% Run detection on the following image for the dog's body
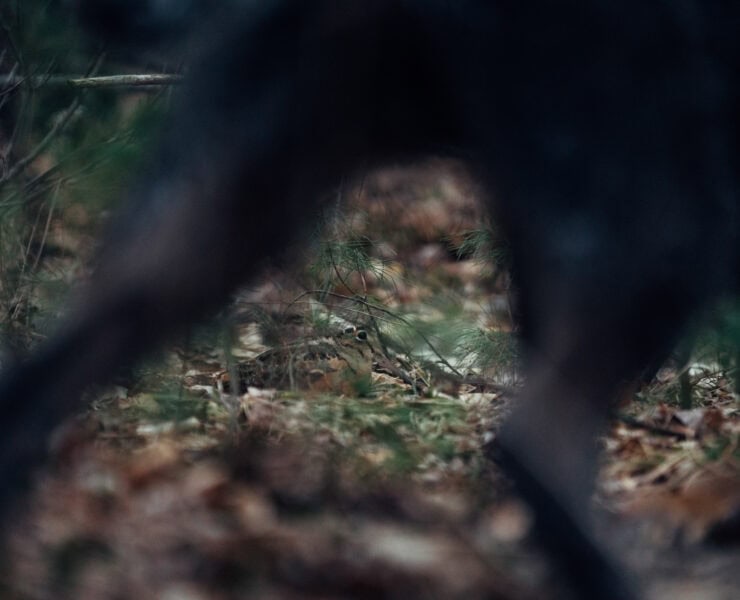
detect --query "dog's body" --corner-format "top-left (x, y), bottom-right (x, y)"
top-left (2, 1), bottom-right (739, 598)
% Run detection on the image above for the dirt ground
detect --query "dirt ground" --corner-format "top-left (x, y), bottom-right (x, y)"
top-left (2, 163), bottom-right (739, 599)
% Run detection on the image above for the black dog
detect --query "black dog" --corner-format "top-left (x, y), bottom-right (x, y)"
top-left (1, 2), bottom-right (738, 598)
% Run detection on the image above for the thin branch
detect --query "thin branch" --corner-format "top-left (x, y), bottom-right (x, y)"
top-left (0, 61), bottom-right (20, 99)
top-left (9, 181), bottom-right (60, 322)
top-left (69, 74), bottom-right (183, 88)
top-left (0, 73), bottom-right (183, 89)
top-left (31, 180), bottom-right (59, 272)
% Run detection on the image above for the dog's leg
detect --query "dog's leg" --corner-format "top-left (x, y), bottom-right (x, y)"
top-left (476, 4), bottom-right (737, 595)
top-left (492, 266), bottom-right (704, 600)
top-left (0, 0), bottom-right (459, 513)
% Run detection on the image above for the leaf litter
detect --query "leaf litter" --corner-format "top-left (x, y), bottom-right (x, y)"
top-left (3, 162), bottom-right (739, 600)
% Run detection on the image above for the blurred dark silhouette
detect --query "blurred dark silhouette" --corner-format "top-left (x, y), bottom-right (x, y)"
top-left (2, 1), bottom-right (738, 598)
top-left (71, 0), bottom-right (210, 42)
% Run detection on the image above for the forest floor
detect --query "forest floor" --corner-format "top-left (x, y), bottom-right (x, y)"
top-left (2, 162), bottom-right (739, 600)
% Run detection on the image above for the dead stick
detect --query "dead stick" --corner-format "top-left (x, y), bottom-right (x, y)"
top-left (0, 74), bottom-right (182, 88)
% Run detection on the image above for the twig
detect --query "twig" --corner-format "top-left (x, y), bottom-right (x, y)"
top-left (0, 73), bottom-right (183, 88)
top-left (9, 181), bottom-right (60, 322)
